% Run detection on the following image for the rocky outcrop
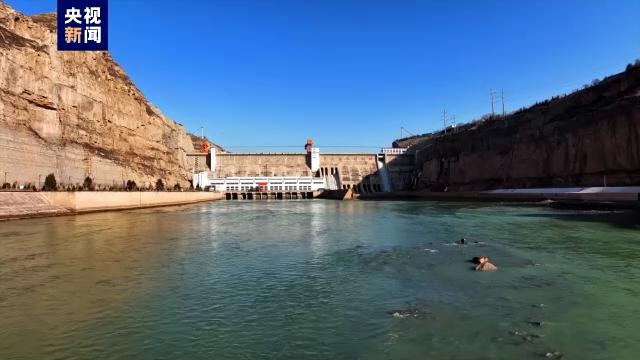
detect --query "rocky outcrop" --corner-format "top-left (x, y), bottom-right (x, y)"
top-left (188, 134), bottom-right (225, 153)
top-left (0, 3), bottom-right (198, 189)
top-left (394, 64), bottom-right (640, 191)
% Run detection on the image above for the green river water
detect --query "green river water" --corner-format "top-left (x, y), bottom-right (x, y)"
top-left (0, 200), bottom-right (639, 359)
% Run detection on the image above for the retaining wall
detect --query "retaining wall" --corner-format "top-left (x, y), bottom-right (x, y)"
top-left (42, 191), bottom-right (224, 212)
top-left (0, 192), bottom-right (70, 219)
top-left (0, 191), bottom-right (223, 220)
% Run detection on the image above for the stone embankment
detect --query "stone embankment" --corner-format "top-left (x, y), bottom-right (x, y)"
top-left (0, 191), bottom-right (223, 221)
top-left (0, 192), bottom-right (69, 219)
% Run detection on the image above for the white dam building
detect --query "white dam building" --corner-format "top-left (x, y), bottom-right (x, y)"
top-left (193, 174), bottom-right (326, 192)
top-left (193, 147), bottom-right (327, 192)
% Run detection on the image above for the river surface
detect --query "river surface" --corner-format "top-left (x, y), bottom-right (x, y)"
top-left (1, 200), bottom-right (639, 359)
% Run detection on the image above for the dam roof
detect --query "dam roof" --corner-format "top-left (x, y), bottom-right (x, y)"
top-left (187, 151), bottom-right (413, 156)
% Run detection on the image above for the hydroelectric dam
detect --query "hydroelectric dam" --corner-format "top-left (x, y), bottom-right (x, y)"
top-left (186, 139), bottom-right (417, 200)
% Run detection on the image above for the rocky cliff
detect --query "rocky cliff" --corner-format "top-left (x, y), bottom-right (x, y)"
top-left (188, 134), bottom-right (225, 153)
top-left (393, 64), bottom-right (640, 191)
top-left (0, 3), bottom-right (202, 189)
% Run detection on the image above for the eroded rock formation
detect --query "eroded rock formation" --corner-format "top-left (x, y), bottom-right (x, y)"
top-left (0, 3), bottom-right (216, 189)
top-left (394, 65), bottom-right (640, 191)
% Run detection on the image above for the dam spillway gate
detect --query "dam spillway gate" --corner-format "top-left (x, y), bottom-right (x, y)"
top-left (224, 191), bottom-right (317, 200)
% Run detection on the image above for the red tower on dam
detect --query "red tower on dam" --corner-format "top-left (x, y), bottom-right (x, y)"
top-left (201, 141), bottom-right (210, 153)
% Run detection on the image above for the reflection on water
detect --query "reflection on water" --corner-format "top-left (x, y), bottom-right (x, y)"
top-left (0, 200), bottom-right (639, 359)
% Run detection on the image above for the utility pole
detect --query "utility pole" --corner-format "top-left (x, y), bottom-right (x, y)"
top-left (490, 88), bottom-right (495, 115)
top-left (451, 116), bottom-right (457, 132)
top-left (501, 89), bottom-right (505, 116)
top-left (442, 110), bottom-right (447, 134)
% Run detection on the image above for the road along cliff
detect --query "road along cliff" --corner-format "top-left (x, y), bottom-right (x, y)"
top-left (393, 64), bottom-right (640, 192)
top-left (0, 3), bottom-right (210, 189)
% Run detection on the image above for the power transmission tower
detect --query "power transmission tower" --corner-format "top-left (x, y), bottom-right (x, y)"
top-left (490, 88), bottom-right (495, 115)
top-left (501, 89), bottom-right (505, 116)
top-left (442, 110), bottom-right (447, 134)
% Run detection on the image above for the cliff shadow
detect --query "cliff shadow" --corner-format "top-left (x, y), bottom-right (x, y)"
top-left (515, 209), bottom-right (640, 231)
top-left (344, 152), bottom-right (421, 200)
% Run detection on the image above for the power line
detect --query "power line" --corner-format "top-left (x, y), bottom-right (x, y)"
top-left (490, 88), bottom-right (495, 115)
top-left (442, 110), bottom-right (447, 134)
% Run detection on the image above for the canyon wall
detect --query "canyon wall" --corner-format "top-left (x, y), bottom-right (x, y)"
top-left (393, 65), bottom-right (640, 191)
top-left (0, 3), bottom-right (200, 189)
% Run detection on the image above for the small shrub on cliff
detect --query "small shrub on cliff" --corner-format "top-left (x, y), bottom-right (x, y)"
top-left (11, 181), bottom-right (17, 189)
top-left (31, 184), bottom-right (37, 191)
top-left (2, 183), bottom-right (10, 189)
top-left (83, 176), bottom-right (94, 190)
top-left (173, 183), bottom-right (182, 191)
top-left (591, 78), bottom-right (601, 86)
top-left (626, 60), bottom-right (640, 72)
top-left (44, 173), bottom-right (57, 191)
top-left (155, 179), bottom-right (165, 191)
top-left (126, 180), bottom-right (138, 191)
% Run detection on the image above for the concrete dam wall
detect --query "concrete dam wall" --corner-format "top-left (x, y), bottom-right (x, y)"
top-left (187, 151), bottom-right (418, 193)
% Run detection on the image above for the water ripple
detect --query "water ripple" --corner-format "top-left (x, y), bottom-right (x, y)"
top-left (0, 201), bottom-right (639, 359)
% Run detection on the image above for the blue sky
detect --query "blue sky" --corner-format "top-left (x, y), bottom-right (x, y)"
top-left (7, 0), bottom-right (640, 152)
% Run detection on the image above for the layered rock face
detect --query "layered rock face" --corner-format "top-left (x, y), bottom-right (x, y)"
top-left (0, 3), bottom-right (202, 189)
top-left (394, 66), bottom-right (640, 191)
